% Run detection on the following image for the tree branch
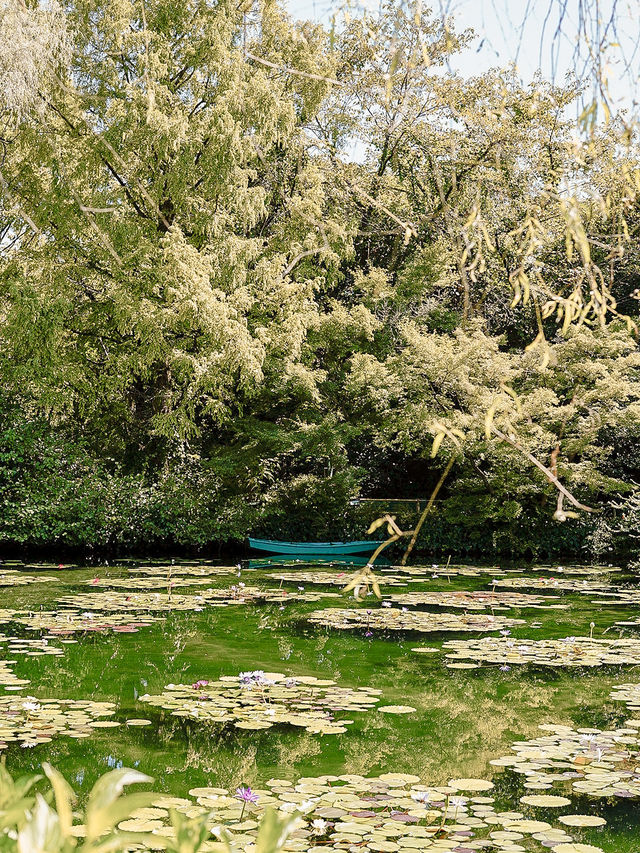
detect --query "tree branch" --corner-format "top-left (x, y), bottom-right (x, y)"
top-left (491, 426), bottom-right (596, 513)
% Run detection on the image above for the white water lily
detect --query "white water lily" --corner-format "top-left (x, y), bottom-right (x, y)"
top-left (311, 818), bottom-right (327, 833)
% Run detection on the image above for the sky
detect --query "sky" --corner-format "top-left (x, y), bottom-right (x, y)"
top-left (286, 0), bottom-right (640, 117)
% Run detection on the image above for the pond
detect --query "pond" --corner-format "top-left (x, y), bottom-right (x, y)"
top-left (0, 556), bottom-right (638, 852)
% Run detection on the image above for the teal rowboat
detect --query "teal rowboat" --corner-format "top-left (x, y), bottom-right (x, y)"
top-left (248, 538), bottom-right (384, 556)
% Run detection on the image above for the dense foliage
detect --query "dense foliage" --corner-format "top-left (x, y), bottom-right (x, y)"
top-left (0, 0), bottom-right (638, 558)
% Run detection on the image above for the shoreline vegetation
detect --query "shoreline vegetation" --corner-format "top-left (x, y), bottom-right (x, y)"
top-left (0, 0), bottom-right (638, 569)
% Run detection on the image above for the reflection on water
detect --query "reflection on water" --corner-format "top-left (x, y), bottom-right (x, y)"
top-left (0, 557), bottom-right (637, 850)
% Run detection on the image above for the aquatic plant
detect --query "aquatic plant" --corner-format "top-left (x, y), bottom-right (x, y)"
top-left (386, 590), bottom-right (569, 610)
top-left (140, 671), bottom-right (381, 735)
top-left (431, 636), bottom-right (640, 668)
top-left (307, 607), bottom-right (525, 634)
top-left (492, 722), bottom-right (640, 802)
top-left (0, 694), bottom-right (118, 750)
top-left (14, 610), bottom-right (163, 636)
top-left (491, 578), bottom-right (613, 593)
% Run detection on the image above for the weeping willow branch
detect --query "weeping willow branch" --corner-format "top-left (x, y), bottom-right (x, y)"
top-left (490, 425), bottom-right (596, 513)
top-left (401, 453), bottom-right (457, 565)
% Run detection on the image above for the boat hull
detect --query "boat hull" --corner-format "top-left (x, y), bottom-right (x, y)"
top-left (248, 538), bottom-right (384, 556)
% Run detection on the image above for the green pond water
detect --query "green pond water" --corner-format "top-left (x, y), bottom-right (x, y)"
top-left (1, 557), bottom-right (639, 851)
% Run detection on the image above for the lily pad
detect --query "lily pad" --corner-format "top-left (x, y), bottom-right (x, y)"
top-left (137, 770), bottom-right (587, 853)
top-left (520, 795), bottom-right (571, 807)
top-left (268, 571), bottom-right (410, 588)
top-left (449, 778), bottom-right (494, 791)
top-left (0, 694), bottom-right (118, 749)
top-left (494, 722), bottom-right (640, 801)
top-left (14, 610), bottom-right (163, 635)
top-left (491, 578), bottom-right (613, 594)
top-left (0, 572), bottom-right (57, 587)
top-left (377, 706), bottom-right (416, 714)
top-left (387, 591), bottom-right (568, 611)
top-left (307, 608), bottom-right (525, 635)
top-left (557, 815), bottom-right (607, 827)
top-left (140, 671), bottom-right (381, 735)
top-left (437, 636), bottom-right (640, 668)
top-left (58, 587), bottom-right (341, 613)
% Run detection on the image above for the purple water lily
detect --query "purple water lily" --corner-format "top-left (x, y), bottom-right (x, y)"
top-left (236, 786), bottom-right (259, 803)
top-left (236, 786), bottom-right (259, 819)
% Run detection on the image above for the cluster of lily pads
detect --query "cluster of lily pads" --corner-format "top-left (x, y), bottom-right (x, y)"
top-left (0, 571), bottom-right (56, 587)
top-left (0, 558), bottom-right (630, 852)
top-left (85, 576), bottom-right (219, 590)
top-left (268, 570), bottom-right (411, 587)
top-left (491, 721), bottom-right (640, 803)
top-left (57, 591), bottom-right (211, 612)
top-left (609, 681), bottom-right (640, 713)
top-left (385, 590), bottom-right (568, 611)
top-left (491, 578), bottom-right (613, 593)
top-left (307, 607), bottom-right (525, 634)
top-left (0, 695), bottom-right (118, 749)
top-left (423, 636), bottom-right (640, 669)
top-left (591, 590), bottom-right (640, 606)
top-left (140, 671), bottom-right (386, 735)
top-left (14, 609), bottom-right (163, 635)
top-left (58, 587), bottom-right (341, 614)
top-left (129, 565), bottom-right (240, 577)
top-left (382, 564), bottom-right (512, 579)
top-left (0, 659), bottom-right (30, 690)
top-left (112, 773), bottom-right (609, 853)
top-left (534, 565), bottom-right (620, 576)
top-left (2, 635), bottom-right (66, 656)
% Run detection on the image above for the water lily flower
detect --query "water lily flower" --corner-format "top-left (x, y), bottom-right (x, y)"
top-left (236, 786), bottom-right (259, 819)
top-left (22, 701), bottom-right (40, 712)
top-left (382, 601), bottom-right (392, 608)
top-left (499, 629), bottom-right (511, 636)
top-left (239, 670), bottom-right (267, 688)
top-left (311, 818), bottom-right (327, 834)
top-left (191, 680), bottom-right (209, 690)
top-left (365, 630), bottom-right (373, 637)
top-left (499, 665), bottom-right (511, 672)
top-left (235, 787), bottom-right (259, 803)
top-left (411, 790), bottom-right (432, 804)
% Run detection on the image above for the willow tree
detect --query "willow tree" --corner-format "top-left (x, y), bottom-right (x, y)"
top-left (0, 0), bottom-right (348, 459)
